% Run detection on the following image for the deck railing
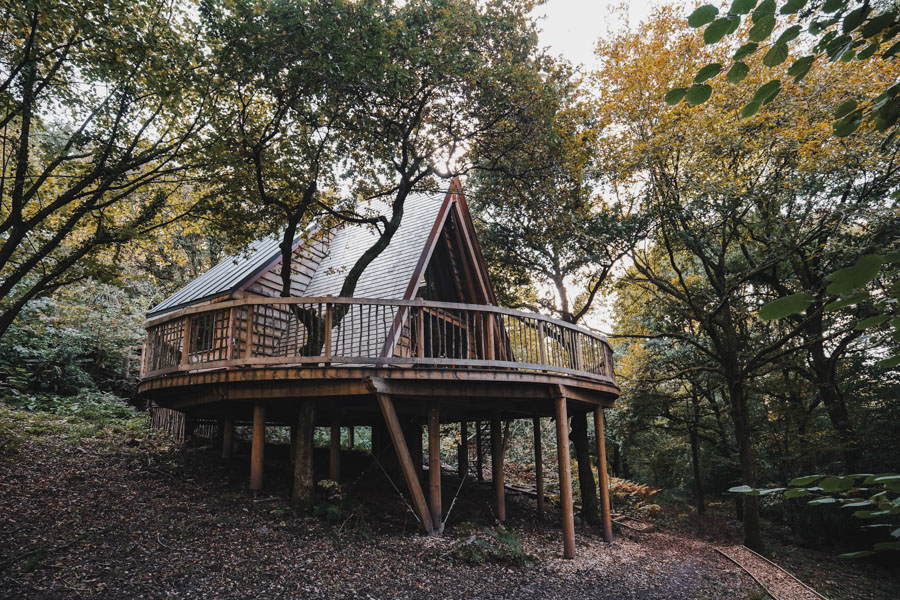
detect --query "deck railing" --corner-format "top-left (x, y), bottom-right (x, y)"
top-left (140, 297), bottom-right (616, 384)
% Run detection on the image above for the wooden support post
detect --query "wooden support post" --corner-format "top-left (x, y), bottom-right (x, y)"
top-left (458, 420), bottom-right (468, 478)
top-left (348, 426), bottom-right (354, 449)
top-left (374, 391), bottom-right (435, 534)
top-left (417, 306), bottom-right (425, 358)
top-left (292, 400), bottom-right (315, 511)
top-left (491, 414), bottom-right (505, 522)
top-left (250, 402), bottom-right (265, 493)
top-left (330, 416), bottom-right (341, 482)
top-left (533, 417), bottom-right (544, 516)
top-left (221, 417), bottom-right (234, 460)
top-left (594, 407), bottom-right (614, 542)
top-left (475, 420), bottom-right (484, 481)
top-left (428, 406), bottom-right (443, 533)
top-left (555, 395), bottom-right (576, 559)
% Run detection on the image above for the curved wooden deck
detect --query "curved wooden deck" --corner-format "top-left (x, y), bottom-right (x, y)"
top-left (137, 297), bottom-right (618, 555)
top-left (138, 296), bottom-right (619, 417)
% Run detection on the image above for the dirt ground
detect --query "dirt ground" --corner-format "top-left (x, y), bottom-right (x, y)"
top-left (0, 412), bottom-right (896, 599)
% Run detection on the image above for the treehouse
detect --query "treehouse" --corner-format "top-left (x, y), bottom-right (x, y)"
top-left (138, 178), bottom-right (619, 557)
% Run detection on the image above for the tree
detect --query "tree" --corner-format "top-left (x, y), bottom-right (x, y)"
top-left (676, 0), bottom-right (900, 141)
top-left (0, 0), bottom-right (214, 341)
top-left (593, 5), bottom-right (900, 551)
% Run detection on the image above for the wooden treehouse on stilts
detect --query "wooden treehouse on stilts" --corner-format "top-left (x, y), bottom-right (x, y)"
top-left (138, 180), bottom-right (619, 558)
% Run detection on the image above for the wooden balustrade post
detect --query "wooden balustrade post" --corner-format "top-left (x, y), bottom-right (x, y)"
top-left (323, 304), bottom-right (332, 360)
top-left (555, 393), bottom-right (576, 559)
top-left (245, 304), bottom-right (255, 359)
top-left (250, 402), bottom-right (266, 493)
top-left (594, 407), bottom-right (614, 542)
top-left (533, 417), bottom-right (545, 516)
top-left (428, 406), bottom-right (443, 533)
top-left (417, 306), bottom-right (425, 358)
top-left (538, 321), bottom-right (548, 367)
top-left (574, 331), bottom-right (584, 371)
top-left (491, 414), bottom-right (505, 522)
top-left (486, 314), bottom-right (495, 361)
top-left (181, 316), bottom-right (192, 368)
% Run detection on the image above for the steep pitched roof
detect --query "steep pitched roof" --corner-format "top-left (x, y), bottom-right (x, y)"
top-left (147, 179), bottom-right (496, 318)
top-left (147, 232), bottom-right (306, 317)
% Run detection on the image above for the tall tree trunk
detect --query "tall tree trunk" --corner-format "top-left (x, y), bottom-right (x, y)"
top-left (689, 425), bottom-right (705, 515)
top-left (570, 412), bottom-right (599, 525)
top-left (726, 374), bottom-right (763, 552)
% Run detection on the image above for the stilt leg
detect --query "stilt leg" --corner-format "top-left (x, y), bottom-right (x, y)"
top-left (292, 400), bottom-right (315, 510)
top-left (533, 417), bottom-right (544, 515)
top-left (555, 395), bottom-right (575, 559)
top-left (475, 420), bottom-right (484, 481)
top-left (594, 407), bottom-right (614, 542)
top-left (428, 406), bottom-right (443, 533)
top-left (250, 402), bottom-right (265, 493)
top-left (330, 416), bottom-right (341, 482)
top-left (375, 391), bottom-right (435, 534)
top-left (458, 420), bottom-right (468, 478)
top-left (221, 417), bottom-right (234, 460)
top-left (491, 414), bottom-right (505, 522)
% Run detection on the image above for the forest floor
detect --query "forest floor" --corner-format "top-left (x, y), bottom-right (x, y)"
top-left (0, 403), bottom-right (897, 600)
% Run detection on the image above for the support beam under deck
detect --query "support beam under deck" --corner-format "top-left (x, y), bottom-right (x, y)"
top-left (555, 394), bottom-right (576, 559)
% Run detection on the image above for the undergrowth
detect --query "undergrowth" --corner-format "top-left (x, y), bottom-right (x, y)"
top-left (448, 523), bottom-right (536, 567)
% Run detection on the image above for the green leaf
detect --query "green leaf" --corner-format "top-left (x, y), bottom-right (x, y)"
top-left (826, 255), bottom-right (885, 294)
top-left (861, 12), bottom-right (897, 38)
top-left (842, 500), bottom-right (873, 508)
top-left (763, 43), bottom-right (790, 66)
top-left (695, 63), bottom-right (724, 83)
top-left (741, 100), bottom-right (762, 118)
top-left (878, 354), bottom-right (900, 368)
top-left (705, 18), bottom-right (734, 44)
top-left (873, 541), bottom-right (900, 551)
top-left (688, 5), bottom-right (719, 27)
top-left (753, 0), bottom-right (776, 22)
top-left (758, 487), bottom-right (786, 495)
top-left (820, 475), bottom-right (855, 492)
top-left (857, 43), bottom-right (880, 60)
top-left (780, 0), bottom-right (807, 15)
top-left (787, 55), bottom-right (815, 82)
top-left (872, 475), bottom-right (900, 483)
top-left (853, 509), bottom-right (892, 518)
top-left (784, 489), bottom-right (810, 498)
top-left (749, 15), bottom-right (777, 41)
top-left (837, 550), bottom-right (874, 558)
top-left (759, 292), bottom-right (813, 320)
top-left (686, 84), bottom-right (713, 105)
top-left (734, 42), bottom-right (759, 60)
top-left (790, 474), bottom-right (824, 486)
top-left (753, 79), bottom-right (782, 103)
top-left (824, 292), bottom-right (868, 311)
top-left (823, 0), bottom-right (846, 13)
top-left (855, 316), bottom-right (890, 330)
top-left (777, 25), bottom-right (802, 44)
top-left (808, 497), bottom-right (838, 505)
top-left (883, 40), bottom-right (900, 59)
top-left (728, 485), bottom-right (754, 493)
top-left (864, 473), bottom-right (898, 484)
top-left (730, 0), bottom-right (757, 15)
top-left (665, 87), bottom-right (689, 105)
top-left (727, 62), bottom-right (751, 83)
top-left (843, 6), bottom-right (869, 34)
top-left (834, 99), bottom-right (859, 118)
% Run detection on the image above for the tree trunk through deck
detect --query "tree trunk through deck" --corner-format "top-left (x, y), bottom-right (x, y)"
top-left (555, 396), bottom-right (576, 559)
top-left (594, 408), bottom-right (613, 542)
top-left (491, 414), bottom-right (505, 522)
top-left (330, 417), bottom-right (341, 482)
top-left (375, 392), bottom-right (435, 535)
top-left (533, 417), bottom-right (545, 516)
top-left (250, 402), bottom-right (265, 492)
top-left (289, 424), bottom-right (297, 463)
top-left (428, 407), bottom-right (443, 533)
top-left (292, 400), bottom-right (315, 511)
top-left (571, 412), bottom-right (599, 526)
top-left (221, 417), bottom-right (234, 460)
top-left (348, 426), bottom-right (354, 450)
top-left (458, 420), bottom-right (468, 479)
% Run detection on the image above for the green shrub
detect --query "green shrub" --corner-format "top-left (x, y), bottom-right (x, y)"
top-left (449, 523), bottom-right (535, 567)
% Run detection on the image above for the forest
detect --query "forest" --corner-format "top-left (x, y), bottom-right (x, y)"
top-left (1, 0), bottom-right (898, 598)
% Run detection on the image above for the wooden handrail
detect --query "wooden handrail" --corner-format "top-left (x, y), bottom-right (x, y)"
top-left (140, 296), bottom-right (616, 383)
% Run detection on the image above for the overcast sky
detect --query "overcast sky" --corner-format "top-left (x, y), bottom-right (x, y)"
top-left (535, 0), bottom-right (663, 69)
